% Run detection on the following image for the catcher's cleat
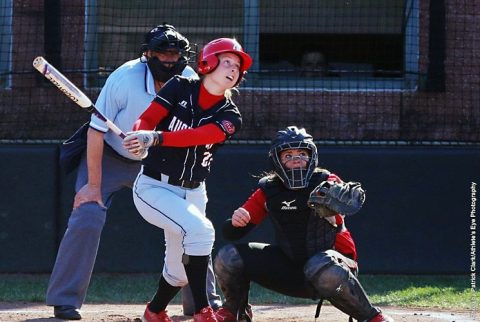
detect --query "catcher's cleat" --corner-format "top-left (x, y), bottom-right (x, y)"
top-left (369, 312), bottom-right (394, 322)
top-left (141, 305), bottom-right (172, 322)
top-left (193, 306), bottom-right (218, 322)
top-left (215, 305), bottom-right (253, 322)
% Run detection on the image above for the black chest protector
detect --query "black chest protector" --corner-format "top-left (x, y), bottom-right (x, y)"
top-left (260, 170), bottom-right (342, 262)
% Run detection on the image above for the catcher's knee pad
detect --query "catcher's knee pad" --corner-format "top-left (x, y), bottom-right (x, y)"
top-left (214, 244), bottom-right (245, 277)
top-left (214, 244), bottom-right (250, 315)
top-left (304, 250), bottom-right (350, 298)
top-left (304, 251), bottom-right (379, 321)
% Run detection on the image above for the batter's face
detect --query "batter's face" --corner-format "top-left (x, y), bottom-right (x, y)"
top-left (209, 53), bottom-right (241, 90)
top-left (280, 148), bottom-right (310, 169)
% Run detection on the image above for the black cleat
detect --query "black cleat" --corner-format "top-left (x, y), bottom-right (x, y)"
top-left (54, 305), bottom-right (82, 320)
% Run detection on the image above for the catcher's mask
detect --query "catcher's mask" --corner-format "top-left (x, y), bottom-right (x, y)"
top-left (197, 38), bottom-right (252, 86)
top-left (269, 126), bottom-right (318, 189)
top-left (141, 24), bottom-right (194, 82)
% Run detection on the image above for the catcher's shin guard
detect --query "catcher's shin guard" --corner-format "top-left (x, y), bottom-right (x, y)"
top-left (304, 250), bottom-right (379, 321)
top-left (214, 244), bottom-right (252, 321)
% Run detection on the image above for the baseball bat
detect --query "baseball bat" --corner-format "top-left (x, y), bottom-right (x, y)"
top-left (32, 56), bottom-right (126, 139)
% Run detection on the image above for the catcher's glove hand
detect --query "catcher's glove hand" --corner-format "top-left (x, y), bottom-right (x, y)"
top-left (308, 180), bottom-right (366, 217)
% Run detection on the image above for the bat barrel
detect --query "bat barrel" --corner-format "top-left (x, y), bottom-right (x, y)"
top-left (32, 56), bottom-right (126, 139)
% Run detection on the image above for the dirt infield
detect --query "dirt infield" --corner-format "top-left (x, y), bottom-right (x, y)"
top-left (0, 302), bottom-right (476, 322)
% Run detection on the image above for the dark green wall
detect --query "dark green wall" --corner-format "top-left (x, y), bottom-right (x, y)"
top-left (0, 144), bottom-right (478, 274)
top-left (0, 145), bottom-right (58, 272)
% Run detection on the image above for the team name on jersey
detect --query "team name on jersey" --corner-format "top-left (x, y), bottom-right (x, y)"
top-left (168, 116), bottom-right (190, 132)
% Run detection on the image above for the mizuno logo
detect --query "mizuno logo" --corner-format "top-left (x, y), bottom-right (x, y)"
top-left (282, 200), bottom-right (296, 207)
top-left (281, 199), bottom-right (297, 210)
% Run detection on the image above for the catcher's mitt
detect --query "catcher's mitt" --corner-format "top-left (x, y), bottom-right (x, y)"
top-left (308, 180), bottom-right (366, 217)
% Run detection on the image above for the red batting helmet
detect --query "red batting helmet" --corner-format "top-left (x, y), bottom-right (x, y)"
top-left (197, 38), bottom-right (252, 84)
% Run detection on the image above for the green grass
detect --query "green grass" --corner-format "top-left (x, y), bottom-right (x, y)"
top-left (0, 274), bottom-right (477, 310)
top-left (361, 275), bottom-right (478, 309)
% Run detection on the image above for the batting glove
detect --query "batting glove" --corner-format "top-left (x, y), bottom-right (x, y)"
top-left (123, 130), bottom-right (163, 157)
top-left (136, 147), bottom-right (149, 159)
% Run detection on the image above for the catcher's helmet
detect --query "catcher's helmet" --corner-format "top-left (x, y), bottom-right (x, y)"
top-left (269, 126), bottom-right (318, 189)
top-left (197, 38), bottom-right (252, 85)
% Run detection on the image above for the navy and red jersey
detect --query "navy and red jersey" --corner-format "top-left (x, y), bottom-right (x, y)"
top-left (241, 170), bottom-right (358, 261)
top-left (140, 76), bottom-right (242, 182)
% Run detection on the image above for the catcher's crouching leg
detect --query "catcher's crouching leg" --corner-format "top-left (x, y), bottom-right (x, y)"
top-left (214, 244), bottom-right (252, 321)
top-left (304, 250), bottom-right (380, 321)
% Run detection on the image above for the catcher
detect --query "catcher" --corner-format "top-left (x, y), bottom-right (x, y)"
top-left (213, 126), bottom-right (393, 322)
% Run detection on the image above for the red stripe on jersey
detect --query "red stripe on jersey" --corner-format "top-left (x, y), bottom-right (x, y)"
top-left (335, 214), bottom-right (344, 226)
top-left (334, 215), bottom-right (357, 260)
top-left (162, 123), bottom-right (225, 147)
top-left (241, 188), bottom-right (268, 225)
top-left (335, 229), bottom-right (358, 261)
top-left (133, 101), bottom-right (169, 131)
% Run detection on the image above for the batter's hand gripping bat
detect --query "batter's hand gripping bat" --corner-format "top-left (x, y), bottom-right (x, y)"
top-left (32, 56), bottom-right (126, 138)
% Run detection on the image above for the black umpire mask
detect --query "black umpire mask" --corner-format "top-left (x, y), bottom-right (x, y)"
top-left (147, 56), bottom-right (187, 83)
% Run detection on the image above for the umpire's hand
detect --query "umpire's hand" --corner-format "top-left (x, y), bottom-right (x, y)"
top-left (73, 183), bottom-right (105, 209)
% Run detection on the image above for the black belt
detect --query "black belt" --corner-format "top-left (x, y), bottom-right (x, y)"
top-left (143, 168), bottom-right (201, 189)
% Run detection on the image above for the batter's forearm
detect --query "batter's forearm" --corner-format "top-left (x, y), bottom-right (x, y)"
top-left (162, 124), bottom-right (225, 147)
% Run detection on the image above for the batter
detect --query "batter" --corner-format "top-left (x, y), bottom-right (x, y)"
top-left (123, 38), bottom-right (253, 322)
